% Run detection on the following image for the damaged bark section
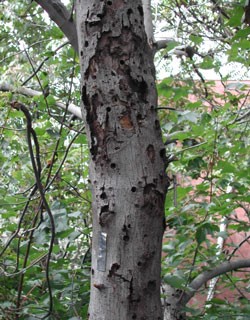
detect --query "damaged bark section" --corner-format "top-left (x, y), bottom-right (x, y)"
top-left (76, 0), bottom-right (168, 319)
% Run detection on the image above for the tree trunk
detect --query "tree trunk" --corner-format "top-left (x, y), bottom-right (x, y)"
top-left (163, 286), bottom-right (187, 320)
top-left (76, 1), bottom-right (168, 319)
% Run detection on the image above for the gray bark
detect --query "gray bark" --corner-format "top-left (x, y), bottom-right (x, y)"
top-left (32, 2), bottom-right (250, 319)
top-left (76, 0), bottom-right (168, 319)
top-left (163, 286), bottom-right (186, 320)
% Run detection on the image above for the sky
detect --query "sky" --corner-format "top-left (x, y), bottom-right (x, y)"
top-left (55, 0), bottom-right (250, 80)
top-left (152, 0), bottom-right (250, 80)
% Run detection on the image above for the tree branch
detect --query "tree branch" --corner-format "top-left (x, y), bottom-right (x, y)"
top-left (0, 82), bottom-right (82, 120)
top-left (22, 41), bottom-right (69, 86)
top-left (181, 259), bottom-right (250, 305)
top-left (142, 0), bottom-right (155, 46)
top-left (34, 0), bottom-right (78, 53)
top-left (154, 38), bottom-right (176, 51)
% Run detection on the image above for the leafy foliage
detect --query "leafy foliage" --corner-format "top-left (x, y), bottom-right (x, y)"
top-left (0, 0), bottom-right (249, 319)
top-left (155, 1), bottom-right (250, 318)
top-left (0, 1), bottom-right (91, 319)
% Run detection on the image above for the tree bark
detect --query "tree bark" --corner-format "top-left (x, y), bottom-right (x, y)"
top-left (76, 0), bottom-right (168, 319)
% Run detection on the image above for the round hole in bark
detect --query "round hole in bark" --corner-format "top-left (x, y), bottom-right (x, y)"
top-left (120, 59), bottom-right (125, 65)
top-left (159, 148), bottom-right (166, 158)
top-left (148, 280), bottom-right (156, 291)
top-left (127, 8), bottom-right (133, 15)
top-left (107, 0), bottom-right (112, 5)
top-left (84, 41), bottom-right (89, 47)
top-left (100, 192), bottom-right (107, 199)
top-left (132, 314), bottom-right (137, 319)
top-left (123, 235), bottom-right (129, 241)
top-left (106, 106), bottom-right (111, 112)
top-left (128, 224), bottom-right (131, 228)
top-left (137, 261), bottom-right (142, 267)
top-left (80, 50), bottom-right (83, 56)
top-left (110, 163), bottom-right (116, 169)
top-left (155, 119), bottom-right (160, 129)
top-left (137, 114), bottom-right (143, 123)
top-left (131, 186), bottom-right (137, 192)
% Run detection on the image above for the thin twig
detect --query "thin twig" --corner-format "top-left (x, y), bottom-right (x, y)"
top-left (22, 41), bottom-right (69, 86)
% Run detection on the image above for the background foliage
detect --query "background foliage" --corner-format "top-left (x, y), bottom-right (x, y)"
top-left (0, 0), bottom-right (249, 319)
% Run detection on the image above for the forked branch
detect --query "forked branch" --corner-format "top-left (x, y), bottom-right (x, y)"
top-left (181, 259), bottom-right (250, 305)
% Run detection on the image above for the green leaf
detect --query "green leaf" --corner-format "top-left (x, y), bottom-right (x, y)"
top-left (208, 298), bottom-right (227, 305)
top-left (227, 7), bottom-right (244, 27)
top-left (189, 34), bottom-right (203, 45)
top-left (199, 56), bottom-right (214, 69)
top-left (195, 226), bottom-right (207, 244)
top-left (163, 274), bottom-right (185, 289)
top-left (178, 110), bottom-right (199, 123)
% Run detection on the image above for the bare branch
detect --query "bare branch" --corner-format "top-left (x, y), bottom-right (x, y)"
top-left (235, 108), bottom-right (250, 122)
top-left (22, 41), bottom-right (69, 86)
top-left (181, 259), bottom-right (250, 305)
top-left (228, 234), bottom-right (250, 260)
top-left (0, 82), bottom-right (82, 120)
top-left (210, 0), bottom-right (230, 20)
top-left (34, 0), bottom-right (78, 52)
top-left (154, 38), bottom-right (176, 51)
top-left (142, 0), bottom-right (155, 46)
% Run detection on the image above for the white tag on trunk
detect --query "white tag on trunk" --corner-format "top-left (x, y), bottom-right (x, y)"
top-left (97, 232), bottom-right (107, 272)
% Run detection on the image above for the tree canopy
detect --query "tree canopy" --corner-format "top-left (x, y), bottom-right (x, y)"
top-left (0, 1), bottom-right (249, 319)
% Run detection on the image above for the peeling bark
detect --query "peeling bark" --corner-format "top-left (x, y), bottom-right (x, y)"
top-left (76, 0), bottom-right (168, 319)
